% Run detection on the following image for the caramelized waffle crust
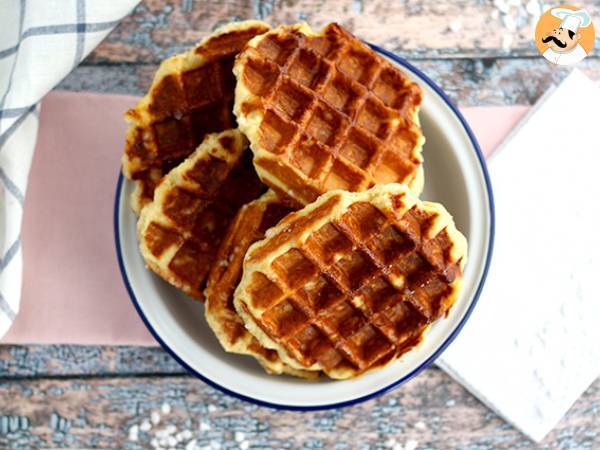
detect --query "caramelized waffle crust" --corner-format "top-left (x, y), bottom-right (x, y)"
top-left (233, 23), bottom-right (425, 207)
top-left (234, 184), bottom-right (467, 379)
top-left (122, 20), bottom-right (270, 213)
top-left (138, 130), bottom-right (265, 301)
top-left (205, 191), bottom-right (316, 377)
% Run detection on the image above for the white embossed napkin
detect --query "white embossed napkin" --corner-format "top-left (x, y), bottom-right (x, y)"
top-left (437, 69), bottom-right (600, 442)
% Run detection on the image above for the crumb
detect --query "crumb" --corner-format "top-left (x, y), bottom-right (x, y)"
top-left (235, 431), bottom-right (246, 442)
top-left (405, 439), bottom-right (419, 450)
top-left (502, 34), bottom-right (513, 50)
top-left (128, 424), bottom-right (139, 442)
top-left (181, 429), bottom-right (193, 440)
top-left (415, 421), bottom-right (426, 430)
top-left (141, 419), bottom-right (152, 432)
top-left (449, 20), bottom-right (462, 32)
top-left (501, 14), bottom-right (516, 32)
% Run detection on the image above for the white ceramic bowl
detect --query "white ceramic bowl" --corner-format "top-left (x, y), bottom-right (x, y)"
top-left (114, 46), bottom-right (494, 410)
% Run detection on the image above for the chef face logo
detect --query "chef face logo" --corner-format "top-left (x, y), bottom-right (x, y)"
top-left (535, 5), bottom-right (595, 66)
top-left (542, 27), bottom-right (580, 52)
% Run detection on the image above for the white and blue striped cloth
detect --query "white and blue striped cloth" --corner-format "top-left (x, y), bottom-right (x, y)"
top-left (0, 0), bottom-right (139, 337)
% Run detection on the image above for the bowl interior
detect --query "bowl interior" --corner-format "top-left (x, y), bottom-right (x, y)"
top-left (116, 51), bottom-right (493, 409)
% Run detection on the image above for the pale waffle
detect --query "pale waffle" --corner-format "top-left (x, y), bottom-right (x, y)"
top-left (233, 23), bottom-right (425, 207)
top-left (234, 183), bottom-right (467, 379)
top-left (204, 191), bottom-right (316, 378)
top-left (137, 130), bottom-right (265, 300)
top-left (122, 20), bottom-right (270, 214)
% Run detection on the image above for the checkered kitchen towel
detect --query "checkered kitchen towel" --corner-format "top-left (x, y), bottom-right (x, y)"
top-left (0, 0), bottom-right (139, 338)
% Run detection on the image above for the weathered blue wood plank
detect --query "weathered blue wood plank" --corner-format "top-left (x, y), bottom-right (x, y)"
top-left (0, 345), bottom-right (184, 378)
top-left (86, 0), bottom-right (600, 63)
top-left (56, 58), bottom-right (600, 107)
top-left (0, 372), bottom-right (597, 449)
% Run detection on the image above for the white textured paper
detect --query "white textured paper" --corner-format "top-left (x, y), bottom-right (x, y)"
top-left (438, 69), bottom-right (600, 442)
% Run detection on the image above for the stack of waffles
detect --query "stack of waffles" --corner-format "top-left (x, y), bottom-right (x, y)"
top-left (122, 21), bottom-right (468, 379)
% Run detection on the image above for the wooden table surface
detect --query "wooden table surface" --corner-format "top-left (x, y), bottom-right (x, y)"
top-left (1, 1), bottom-right (599, 449)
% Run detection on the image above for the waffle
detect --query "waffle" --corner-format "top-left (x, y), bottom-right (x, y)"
top-left (122, 20), bottom-right (270, 213)
top-left (204, 190), bottom-right (316, 377)
top-left (233, 23), bottom-right (424, 207)
top-left (137, 130), bottom-right (265, 300)
top-left (234, 183), bottom-right (467, 379)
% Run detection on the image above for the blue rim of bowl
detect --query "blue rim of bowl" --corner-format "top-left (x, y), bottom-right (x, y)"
top-left (114, 46), bottom-right (495, 411)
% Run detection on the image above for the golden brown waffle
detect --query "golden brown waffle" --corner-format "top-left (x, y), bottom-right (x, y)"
top-left (234, 184), bottom-right (467, 379)
top-left (138, 130), bottom-right (265, 300)
top-left (122, 20), bottom-right (270, 213)
top-left (233, 23), bottom-right (424, 206)
top-left (204, 191), bottom-right (315, 377)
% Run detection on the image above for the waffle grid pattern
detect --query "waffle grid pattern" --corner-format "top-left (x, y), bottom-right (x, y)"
top-left (123, 21), bottom-right (270, 212)
top-left (236, 23), bottom-right (424, 205)
top-left (204, 191), bottom-right (315, 376)
top-left (139, 130), bottom-right (265, 300)
top-left (237, 188), bottom-right (463, 378)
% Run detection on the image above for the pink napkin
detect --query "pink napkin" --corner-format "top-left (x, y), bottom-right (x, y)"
top-left (2, 91), bottom-right (528, 345)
